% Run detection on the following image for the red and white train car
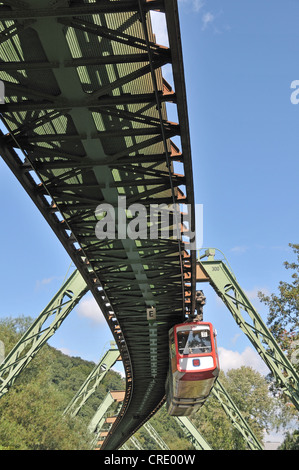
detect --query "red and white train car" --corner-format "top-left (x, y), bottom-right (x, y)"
top-left (166, 321), bottom-right (220, 416)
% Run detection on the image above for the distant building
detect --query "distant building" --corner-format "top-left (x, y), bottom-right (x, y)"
top-left (264, 441), bottom-right (281, 450)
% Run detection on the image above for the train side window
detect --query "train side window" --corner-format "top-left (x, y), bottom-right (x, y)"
top-left (169, 334), bottom-right (176, 359)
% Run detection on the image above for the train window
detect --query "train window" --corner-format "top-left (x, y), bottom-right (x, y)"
top-left (177, 328), bottom-right (212, 355)
top-left (169, 334), bottom-right (176, 359)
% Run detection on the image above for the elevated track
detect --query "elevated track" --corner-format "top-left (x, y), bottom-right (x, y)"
top-left (0, 0), bottom-right (195, 449)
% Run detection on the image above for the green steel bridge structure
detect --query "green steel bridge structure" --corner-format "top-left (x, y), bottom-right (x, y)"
top-left (0, 0), bottom-right (298, 451)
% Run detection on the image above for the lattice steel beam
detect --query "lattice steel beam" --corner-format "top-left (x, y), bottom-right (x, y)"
top-left (63, 346), bottom-right (121, 417)
top-left (212, 380), bottom-right (263, 450)
top-left (175, 416), bottom-right (212, 451)
top-left (0, 1), bottom-right (165, 20)
top-left (198, 248), bottom-right (299, 410)
top-left (0, 269), bottom-right (88, 398)
top-left (0, 0), bottom-right (195, 450)
top-left (90, 390), bottom-right (126, 449)
top-left (144, 421), bottom-right (169, 450)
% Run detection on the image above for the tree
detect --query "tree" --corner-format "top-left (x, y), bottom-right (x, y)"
top-left (0, 316), bottom-right (125, 450)
top-left (258, 243), bottom-right (299, 369)
top-left (0, 372), bottom-right (91, 450)
top-left (278, 430), bottom-right (299, 450)
top-left (191, 367), bottom-right (280, 450)
top-left (258, 244), bottom-right (299, 449)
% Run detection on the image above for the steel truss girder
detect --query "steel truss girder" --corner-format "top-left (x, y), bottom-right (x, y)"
top-left (198, 248), bottom-right (299, 410)
top-left (143, 421), bottom-right (169, 450)
top-left (63, 346), bottom-right (121, 417)
top-left (68, 351), bottom-right (259, 451)
top-left (0, 136), bottom-right (132, 384)
top-left (0, 0), bottom-right (196, 450)
top-left (0, 269), bottom-right (88, 398)
top-left (175, 416), bottom-right (212, 451)
top-left (57, 16), bottom-right (169, 55)
top-left (129, 436), bottom-right (144, 450)
top-left (90, 390), bottom-right (126, 448)
top-left (0, 1), bottom-right (165, 20)
top-left (90, 388), bottom-right (170, 451)
top-left (1, 91), bottom-right (176, 113)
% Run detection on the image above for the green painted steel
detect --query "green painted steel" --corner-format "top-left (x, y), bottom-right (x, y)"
top-left (175, 416), bottom-right (212, 450)
top-left (0, 0), bottom-right (196, 449)
top-left (199, 248), bottom-right (299, 411)
top-left (88, 391), bottom-right (115, 435)
top-left (0, 0), bottom-right (294, 450)
top-left (63, 346), bottom-right (120, 417)
top-left (144, 421), bottom-right (170, 450)
top-left (89, 390), bottom-right (125, 448)
top-left (212, 380), bottom-right (263, 450)
top-left (0, 269), bottom-right (88, 398)
top-left (130, 436), bottom-right (144, 450)
top-left (175, 384), bottom-right (261, 451)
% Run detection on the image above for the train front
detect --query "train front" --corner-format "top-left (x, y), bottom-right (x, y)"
top-left (166, 322), bottom-right (220, 416)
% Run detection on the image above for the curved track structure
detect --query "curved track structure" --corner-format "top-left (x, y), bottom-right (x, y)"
top-left (0, 0), bottom-right (195, 449)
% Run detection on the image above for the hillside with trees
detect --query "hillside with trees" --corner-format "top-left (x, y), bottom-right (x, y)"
top-left (0, 316), bottom-right (293, 450)
top-left (0, 316), bottom-right (125, 450)
top-left (0, 244), bottom-right (298, 450)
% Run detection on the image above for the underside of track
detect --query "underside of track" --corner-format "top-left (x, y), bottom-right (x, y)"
top-left (0, 0), bottom-right (195, 449)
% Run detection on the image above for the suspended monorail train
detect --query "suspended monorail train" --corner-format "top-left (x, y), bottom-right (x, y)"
top-left (166, 321), bottom-right (220, 416)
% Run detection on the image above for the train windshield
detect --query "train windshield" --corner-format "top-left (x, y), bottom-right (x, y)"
top-left (177, 327), bottom-right (212, 355)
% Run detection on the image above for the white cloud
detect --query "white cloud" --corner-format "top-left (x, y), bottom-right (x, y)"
top-left (192, 0), bottom-right (205, 12)
top-left (230, 245), bottom-right (249, 254)
top-left (179, 0), bottom-right (205, 13)
top-left (202, 12), bottom-right (215, 30)
top-left (35, 276), bottom-right (60, 290)
top-left (231, 333), bottom-right (242, 345)
top-left (77, 296), bottom-right (106, 325)
top-left (218, 346), bottom-right (270, 375)
top-left (245, 286), bottom-right (270, 302)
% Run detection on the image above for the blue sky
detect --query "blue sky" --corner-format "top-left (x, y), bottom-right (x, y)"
top-left (0, 0), bottom-right (298, 388)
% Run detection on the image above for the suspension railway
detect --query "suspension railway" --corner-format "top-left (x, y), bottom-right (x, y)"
top-left (0, 0), bottom-right (298, 451)
top-left (0, 0), bottom-right (196, 450)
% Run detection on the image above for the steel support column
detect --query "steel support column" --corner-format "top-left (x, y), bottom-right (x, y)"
top-left (175, 416), bottom-right (212, 450)
top-left (144, 421), bottom-right (170, 450)
top-left (212, 380), bottom-right (263, 450)
top-left (197, 248), bottom-right (299, 410)
top-left (63, 346), bottom-right (121, 417)
top-left (90, 390), bottom-right (125, 448)
top-left (0, 269), bottom-right (88, 398)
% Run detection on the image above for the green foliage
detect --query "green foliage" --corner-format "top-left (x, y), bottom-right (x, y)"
top-left (0, 316), bottom-right (125, 450)
top-left (258, 243), bottom-right (299, 449)
top-left (0, 316), bottom-right (292, 450)
top-left (191, 367), bottom-right (281, 450)
top-left (278, 429), bottom-right (299, 450)
top-left (258, 243), bottom-right (299, 368)
top-left (132, 366), bottom-right (287, 451)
